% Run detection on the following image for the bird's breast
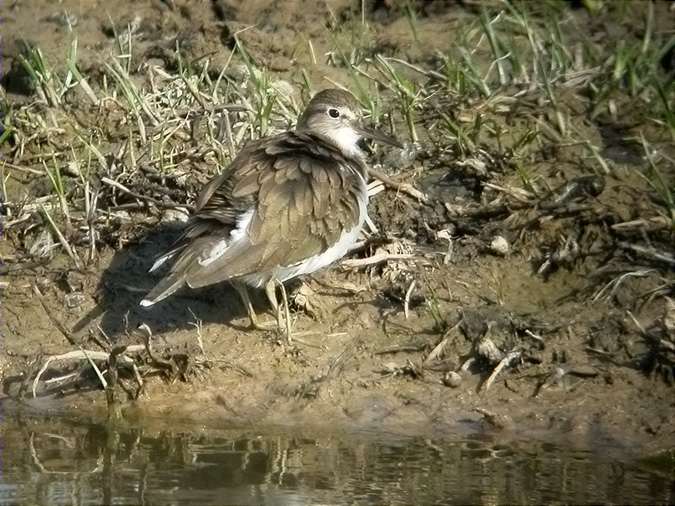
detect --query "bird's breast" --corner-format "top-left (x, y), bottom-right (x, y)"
top-left (241, 183), bottom-right (368, 287)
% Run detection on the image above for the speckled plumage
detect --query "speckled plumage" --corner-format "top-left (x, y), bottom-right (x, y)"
top-left (141, 89), bottom-right (400, 328)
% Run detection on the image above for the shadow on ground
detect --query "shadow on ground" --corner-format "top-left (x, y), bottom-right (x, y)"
top-left (71, 222), bottom-right (263, 341)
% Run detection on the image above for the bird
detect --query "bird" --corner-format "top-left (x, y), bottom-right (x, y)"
top-left (140, 88), bottom-right (402, 337)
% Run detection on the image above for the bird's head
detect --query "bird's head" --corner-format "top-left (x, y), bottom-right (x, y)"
top-left (296, 88), bottom-right (403, 157)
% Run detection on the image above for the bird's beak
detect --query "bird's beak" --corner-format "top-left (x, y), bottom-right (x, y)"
top-left (355, 124), bottom-right (404, 149)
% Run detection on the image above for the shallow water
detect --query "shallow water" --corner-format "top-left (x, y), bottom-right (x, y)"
top-left (1, 415), bottom-right (673, 506)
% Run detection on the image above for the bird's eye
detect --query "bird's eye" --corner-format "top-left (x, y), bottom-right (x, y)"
top-left (328, 108), bottom-right (340, 118)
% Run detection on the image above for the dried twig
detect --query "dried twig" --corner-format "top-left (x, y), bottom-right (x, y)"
top-left (375, 343), bottom-right (427, 355)
top-left (39, 205), bottom-right (82, 269)
top-left (32, 347), bottom-right (142, 397)
top-left (483, 350), bottom-right (521, 392)
top-left (341, 252), bottom-right (416, 268)
top-left (384, 56), bottom-right (449, 82)
top-left (369, 168), bottom-right (428, 203)
top-left (81, 348), bottom-right (108, 390)
top-left (619, 242), bottom-right (675, 267)
top-left (403, 279), bottom-right (416, 320)
top-left (100, 177), bottom-right (164, 207)
top-left (188, 308), bottom-right (206, 356)
top-left (591, 269), bottom-right (656, 302)
top-left (611, 216), bottom-right (670, 232)
top-left (2, 161), bottom-right (44, 175)
top-left (626, 310), bottom-right (647, 336)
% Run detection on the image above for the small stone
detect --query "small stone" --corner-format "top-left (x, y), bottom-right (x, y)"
top-left (457, 110), bottom-right (477, 123)
top-left (457, 157), bottom-right (488, 177)
top-left (490, 235), bottom-right (510, 256)
top-left (113, 211), bottom-right (132, 222)
top-left (443, 371), bottom-right (462, 388)
top-left (63, 161), bottom-right (81, 178)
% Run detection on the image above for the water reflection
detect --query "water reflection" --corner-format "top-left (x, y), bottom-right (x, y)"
top-left (1, 415), bottom-right (673, 505)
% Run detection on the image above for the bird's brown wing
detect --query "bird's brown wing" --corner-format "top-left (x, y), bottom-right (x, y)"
top-left (183, 132), bottom-right (366, 288)
top-left (143, 132), bottom-right (366, 304)
top-left (143, 139), bottom-right (265, 277)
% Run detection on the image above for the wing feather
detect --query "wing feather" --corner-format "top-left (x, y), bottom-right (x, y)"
top-left (143, 131), bottom-right (367, 301)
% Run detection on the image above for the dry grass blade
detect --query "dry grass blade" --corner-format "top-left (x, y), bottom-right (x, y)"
top-left (619, 242), bottom-right (675, 267)
top-left (425, 320), bottom-right (462, 364)
top-left (403, 279), bottom-right (416, 320)
top-left (38, 205), bottom-right (82, 269)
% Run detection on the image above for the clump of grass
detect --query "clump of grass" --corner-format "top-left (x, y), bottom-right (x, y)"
top-left (585, 2), bottom-right (674, 134)
top-left (403, 1), bottom-right (420, 47)
top-left (440, 46), bottom-right (491, 98)
top-left (373, 56), bottom-right (421, 143)
top-left (17, 44), bottom-right (62, 107)
top-left (653, 77), bottom-right (675, 142)
top-left (438, 113), bottom-right (476, 158)
top-left (639, 135), bottom-right (675, 230)
top-left (229, 37), bottom-right (300, 138)
top-left (65, 39), bottom-right (99, 106)
top-left (4, 24), bottom-right (323, 266)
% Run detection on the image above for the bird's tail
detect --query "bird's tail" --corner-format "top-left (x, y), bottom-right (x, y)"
top-left (140, 272), bottom-right (187, 307)
top-left (141, 244), bottom-right (191, 307)
top-left (140, 240), bottom-right (205, 307)
top-left (148, 247), bottom-right (181, 273)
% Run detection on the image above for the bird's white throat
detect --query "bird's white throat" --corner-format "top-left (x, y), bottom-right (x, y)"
top-left (324, 125), bottom-right (362, 158)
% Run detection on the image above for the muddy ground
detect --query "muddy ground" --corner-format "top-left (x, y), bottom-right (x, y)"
top-left (1, 0), bottom-right (675, 459)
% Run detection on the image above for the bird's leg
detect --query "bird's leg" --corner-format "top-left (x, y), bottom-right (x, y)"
top-left (232, 281), bottom-right (276, 331)
top-left (264, 279), bottom-right (282, 330)
top-left (264, 279), bottom-right (292, 343)
top-left (263, 279), bottom-right (279, 314)
top-left (277, 280), bottom-right (293, 344)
